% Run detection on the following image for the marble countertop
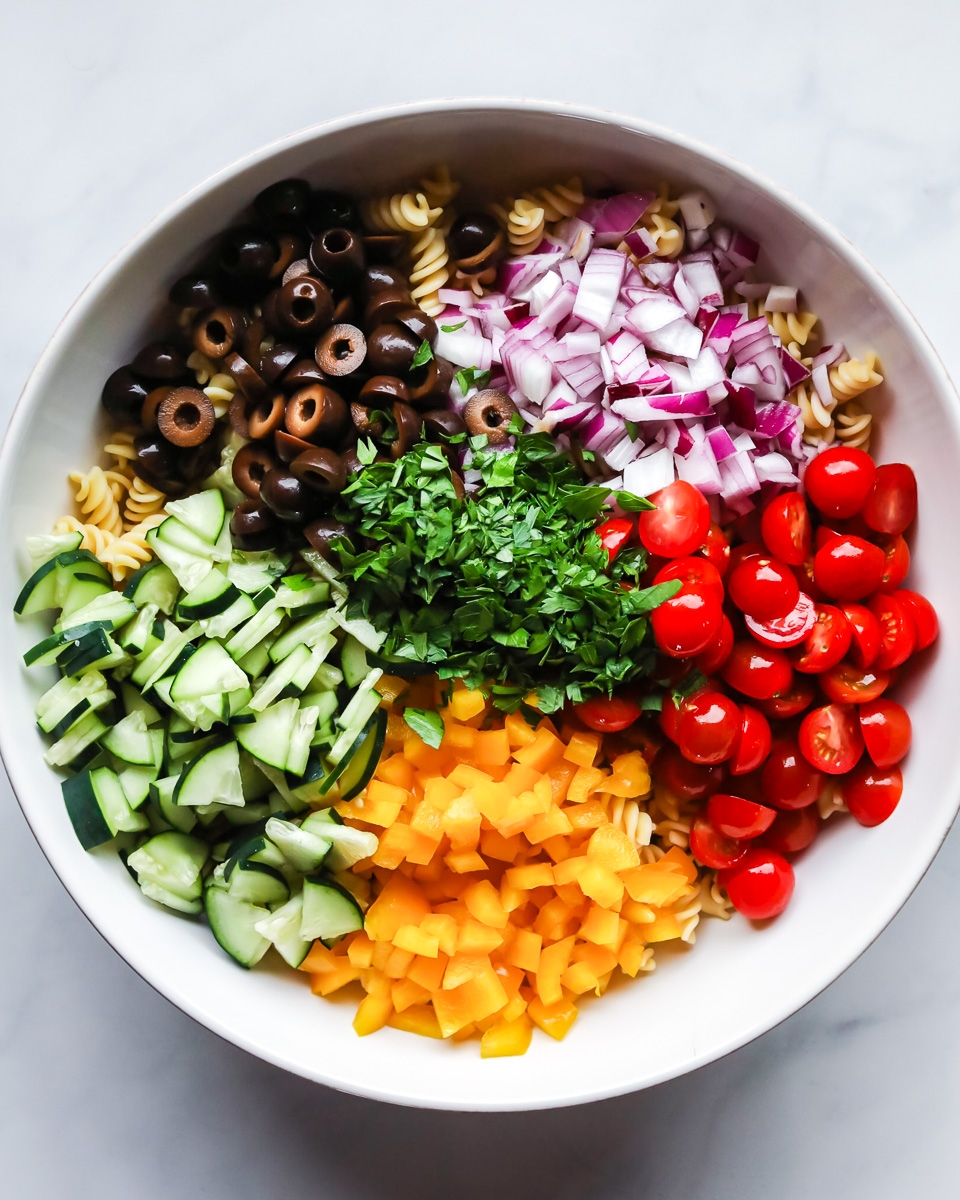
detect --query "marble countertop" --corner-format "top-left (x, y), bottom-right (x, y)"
top-left (3, 2), bottom-right (960, 1196)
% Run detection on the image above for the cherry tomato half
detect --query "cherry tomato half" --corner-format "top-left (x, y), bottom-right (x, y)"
top-left (690, 816), bottom-right (749, 870)
top-left (654, 556), bottom-right (725, 607)
top-left (720, 848), bottom-right (795, 919)
top-left (859, 698), bottom-right (912, 768)
top-left (879, 535), bottom-right (910, 592)
top-left (729, 705), bottom-right (772, 775)
top-left (819, 661), bottom-right (892, 705)
top-left (791, 556), bottom-right (824, 603)
top-left (895, 589), bottom-right (939, 651)
top-left (651, 583), bottom-right (722, 658)
top-left (729, 540), bottom-right (764, 573)
top-left (803, 446), bottom-right (876, 519)
top-left (868, 593), bottom-right (916, 670)
top-left (757, 676), bottom-right (816, 720)
top-left (654, 746), bottom-right (722, 801)
top-left (762, 807), bottom-right (820, 855)
top-left (677, 692), bottom-right (742, 765)
top-left (574, 694), bottom-right (641, 733)
top-left (729, 555), bottom-right (799, 621)
top-left (790, 604), bottom-right (852, 673)
top-left (760, 491), bottom-right (812, 565)
top-left (862, 463), bottom-right (918, 536)
top-left (595, 517), bottom-right (635, 564)
top-left (799, 703), bottom-right (864, 776)
top-left (813, 535), bottom-right (886, 602)
top-left (698, 523), bottom-right (731, 577)
top-left (840, 603), bottom-right (881, 669)
top-left (844, 763), bottom-right (903, 827)
top-left (762, 738), bottom-right (824, 809)
top-left (745, 591), bottom-right (816, 649)
top-left (695, 613), bottom-right (734, 676)
top-left (722, 642), bottom-right (794, 700)
top-left (638, 481), bottom-right (711, 558)
top-left (708, 792), bottom-right (777, 840)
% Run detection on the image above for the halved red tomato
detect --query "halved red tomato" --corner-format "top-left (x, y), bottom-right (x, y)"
top-left (676, 692), bottom-right (742, 765)
top-left (695, 613), bottom-right (734, 676)
top-left (722, 643), bottom-right (794, 700)
top-left (654, 556), bottom-right (725, 606)
top-left (760, 492), bottom-right (812, 565)
top-left (745, 591), bottom-right (816, 649)
top-left (819, 661), bottom-right (892, 704)
top-left (878, 535), bottom-right (910, 591)
top-left (868, 593), bottom-right (916, 670)
top-left (757, 676), bottom-right (816, 720)
top-left (799, 703), bottom-right (864, 775)
top-left (729, 705), bottom-right (772, 774)
top-left (895, 589), bottom-right (939, 650)
top-left (638, 481), bottom-right (711, 557)
top-left (575, 694), bottom-right (642, 732)
top-left (689, 815), bottom-right (749, 869)
top-left (698, 523), bottom-right (731, 577)
top-left (707, 792), bottom-right (777, 840)
top-left (840, 603), bottom-right (881, 669)
top-left (790, 604), bottom-right (852, 673)
top-left (761, 807), bottom-right (820, 854)
top-left (859, 698), bottom-right (912, 767)
top-left (862, 463), bottom-right (917, 536)
top-left (761, 738), bottom-right (824, 809)
top-left (654, 746), bottom-right (722, 801)
top-left (844, 763), bottom-right (903, 827)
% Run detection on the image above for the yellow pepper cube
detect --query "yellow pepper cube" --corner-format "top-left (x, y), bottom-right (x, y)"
top-left (388, 1004), bottom-right (442, 1039)
top-left (352, 991), bottom-right (393, 1036)
top-left (480, 1014), bottom-right (534, 1058)
top-left (463, 879), bottom-right (509, 928)
top-left (527, 994), bottom-right (579, 1041)
top-left (392, 923), bottom-right (441, 958)
top-left (448, 687), bottom-right (487, 721)
top-left (563, 731), bottom-right (601, 769)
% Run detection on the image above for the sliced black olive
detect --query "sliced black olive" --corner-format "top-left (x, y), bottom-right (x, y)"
top-left (463, 389), bottom-right (518, 445)
top-left (169, 275), bottom-right (220, 309)
top-left (254, 178), bottom-right (311, 230)
top-left (291, 446), bottom-right (347, 493)
top-left (285, 384), bottom-right (347, 443)
top-left (231, 498), bottom-right (281, 551)
top-left (131, 341), bottom-right (187, 382)
top-left (304, 517), bottom-right (355, 564)
top-left (366, 323), bottom-right (420, 374)
top-left (134, 433), bottom-right (181, 490)
top-left (232, 442), bottom-right (278, 499)
top-left (101, 366), bottom-right (148, 426)
top-left (258, 468), bottom-right (321, 523)
top-left (157, 387), bottom-right (216, 448)
top-left (307, 190), bottom-right (360, 235)
top-left (390, 402), bottom-right (422, 459)
top-left (315, 324), bottom-right (366, 377)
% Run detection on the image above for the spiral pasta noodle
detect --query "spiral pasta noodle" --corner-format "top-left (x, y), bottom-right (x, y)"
top-left (419, 165), bottom-right (460, 211)
top-left (123, 473), bottom-right (167, 527)
top-left (829, 353), bottom-right (883, 402)
top-left (764, 308), bottom-right (819, 349)
top-left (501, 198), bottom-right (545, 254)
top-left (98, 513), bottom-right (167, 582)
top-left (834, 401), bottom-right (873, 450)
top-left (52, 515), bottom-right (117, 557)
top-left (68, 466), bottom-right (123, 537)
top-left (103, 430), bottom-right (137, 472)
top-left (362, 191), bottom-right (441, 233)
top-left (639, 184), bottom-right (684, 259)
top-left (519, 177), bottom-right (585, 224)
top-left (408, 226), bottom-right (450, 317)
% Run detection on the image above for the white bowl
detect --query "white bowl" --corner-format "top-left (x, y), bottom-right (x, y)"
top-left (3, 99), bottom-right (958, 1111)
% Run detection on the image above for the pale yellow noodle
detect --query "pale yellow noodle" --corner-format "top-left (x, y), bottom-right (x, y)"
top-left (362, 191), bottom-right (441, 233)
top-left (123, 474), bottom-right (167, 527)
top-left (829, 353), bottom-right (882, 402)
top-left (503, 198), bottom-right (546, 254)
top-left (834, 402), bottom-right (873, 450)
top-left (419, 165), bottom-right (460, 211)
top-left (52, 515), bottom-right (118, 557)
top-left (409, 226), bottom-right (450, 317)
top-left (519, 177), bottom-right (585, 224)
top-left (98, 513), bottom-right (167, 582)
top-left (68, 466), bottom-right (123, 536)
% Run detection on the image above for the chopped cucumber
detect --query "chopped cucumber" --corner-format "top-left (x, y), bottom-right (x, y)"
top-left (45, 710), bottom-right (109, 768)
top-left (36, 671), bottom-right (114, 736)
top-left (57, 591), bottom-right (136, 633)
top-left (145, 526), bottom-right (214, 593)
top-left (165, 490), bottom-right (225, 545)
top-left (62, 766), bottom-right (146, 848)
top-left (300, 876), bottom-right (364, 943)
top-left (205, 885), bottom-right (271, 967)
top-left (339, 635), bottom-right (369, 688)
top-left (123, 560), bottom-right (180, 614)
top-left (102, 710), bottom-right (162, 766)
top-left (253, 893), bottom-right (310, 968)
top-left (235, 698), bottom-right (298, 772)
top-left (174, 740), bottom-right (244, 808)
top-left (177, 569), bottom-right (241, 621)
top-left (264, 817), bottom-right (332, 874)
top-left (226, 550), bottom-right (292, 594)
top-left (127, 832), bottom-right (208, 915)
top-left (169, 639), bottom-right (247, 703)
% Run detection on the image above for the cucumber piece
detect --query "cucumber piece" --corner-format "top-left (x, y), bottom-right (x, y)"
top-left (145, 526), bottom-right (214, 593)
top-left (120, 681), bottom-right (162, 727)
top-left (45, 710), bottom-right (109, 768)
top-left (60, 629), bottom-right (126, 677)
top-left (268, 609), bottom-right (338, 663)
top-left (253, 892), bottom-right (310, 968)
top-left (57, 558), bottom-right (114, 619)
top-left (14, 548), bottom-right (102, 616)
top-left (123, 560), bottom-right (180, 614)
top-left (303, 809), bottom-right (378, 874)
top-left (299, 690), bottom-right (339, 731)
top-left (24, 622), bottom-right (110, 669)
top-left (226, 860), bottom-right (289, 906)
top-left (274, 578), bottom-right (331, 611)
top-left (36, 671), bottom-right (114, 735)
top-left (177, 569), bottom-right (240, 621)
top-left (286, 704), bottom-right (319, 778)
top-left (170, 639), bottom-right (248, 703)
top-left (165, 490), bottom-right (225, 545)
top-left (102, 711), bottom-right (162, 766)
top-left (116, 603), bottom-right (160, 654)
top-left (330, 601), bottom-right (385, 652)
top-left (116, 761), bottom-right (159, 810)
top-left (226, 550), bottom-right (292, 594)
top-left (249, 644), bottom-right (314, 712)
top-left (300, 876), bottom-right (364, 943)
top-left (238, 750), bottom-right (272, 802)
top-left (337, 708), bottom-right (388, 802)
top-left (264, 816), bottom-right (332, 874)
top-left (234, 698), bottom-right (298, 771)
top-left (328, 672), bottom-right (384, 764)
top-left (26, 530), bottom-right (83, 569)
top-left (225, 599), bottom-right (285, 661)
top-left (197, 591), bottom-right (257, 639)
top-left (339, 635), bottom-right (369, 689)
top-left (127, 831), bottom-right (208, 914)
top-left (62, 766), bottom-right (145, 848)
top-left (204, 884), bottom-right (271, 967)
top-left (235, 637), bottom-right (274, 681)
top-left (309, 662), bottom-right (343, 692)
top-left (174, 739), bottom-right (244, 808)
top-left (150, 776), bottom-right (197, 833)
top-left (131, 622), bottom-right (195, 688)
top-left (57, 591), bottom-right (136, 633)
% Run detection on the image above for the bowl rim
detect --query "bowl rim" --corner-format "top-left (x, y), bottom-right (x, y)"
top-left (4, 96), bottom-right (959, 1111)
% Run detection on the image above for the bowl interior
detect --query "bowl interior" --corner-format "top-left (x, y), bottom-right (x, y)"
top-left (3, 101), bottom-right (958, 1110)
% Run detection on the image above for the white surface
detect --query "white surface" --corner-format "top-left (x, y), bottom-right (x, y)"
top-left (2, 0), bottom-right (960, 1192)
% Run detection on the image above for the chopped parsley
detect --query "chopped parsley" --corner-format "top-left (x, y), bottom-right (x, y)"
top-left (333, 433), bottom-right (679, 713)
top-left (402, 708), bottom-right (445, 749)
top-left (440, 320), bottom-right (467, 333)
top-left (410, 340), bottom-right (434, 369)
top-left (455, 366), bottom-right (492, 394)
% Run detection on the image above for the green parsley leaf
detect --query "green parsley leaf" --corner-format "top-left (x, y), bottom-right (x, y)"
top-left (356, 438), bottom-right (378, 466)
top-left (455, 366), bottom-right (492, 394)
top-left (616, 490), bottom-right (657, 512)
top-left (670, 669), bottom-right (707, 708)
top-left (402, 707), bottom-right (444, 749)
top-left (624, 419), bottom-right (640, 442)
top-left (440, 320), bottom-right (467, 332)
top-left (410, 340), bottom-right (434, 370)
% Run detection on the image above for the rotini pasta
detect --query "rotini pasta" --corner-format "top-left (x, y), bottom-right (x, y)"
top-left (419, 165), bottom-right (460, 211)
top-left (123, 473), bottom-right (167, 527)
top-left (103, 430), bottom-right (137, 471)
top-left (639, 184), bottom-right (684, 259)
top-left (764, 308), bottom-right (819, 349)
top-left (519, 177), bottom-right (585, 224)
top-left (409, 226), bottom-right (450, 317)
top-left (362, 190), bottom-right (441, 233)
top-left (98, 513), bottom-right (167, 582)
top-left (834, 401), bottom-right (873, 450)
top-left (502, 197), bottom-right (545, 254)
top-left (829, 353), bottom-right (883, 402)
top-left (68, 466), bottom-right (123, 537)
top-left (52, 514), bottom-right (118, 557)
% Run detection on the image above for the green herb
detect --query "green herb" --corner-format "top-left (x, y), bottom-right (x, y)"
top-left (403, 708), bottom-right (445, 749)
top-left (616, 491), bottom-right (657, 513)
top-left (334, 433), bottom-right (679, 712)
top-left (624, 420), bottom-right (640, 442)
top-left (440, 320), bottom-right (467, 333)
top-left (670, 669), bottom-right (707, 708)
top-left (410, 340), bottom-right (434, 370)
top-left (455, 366), bottom-right (492, 394)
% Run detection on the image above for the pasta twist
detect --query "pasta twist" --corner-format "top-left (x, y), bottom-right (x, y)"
top-left (68, 466), bottom-right (123, 536)
top-left (829, 353), bottom-right (882, 402)
top-left (419, 165), bottom-right (460, 210)
top-left (52, 515), bottom-right (117, 557)
top-left (834, 401), bottom-right (873, 450)
top-left (97, 513), bottom-right (167, 582)
top-left (123, 473), bottom-right (167, 527)
top-left (636, 184), bottom-right (684, 259)
top-left (187, 349), bottom-right (220, 387)
top-left (502, 198), bottom-right (545, 253)
top-left (791, 381), bottom-right (836, 446)
top-left (765, 309), bottom-right (819, 348)
top-left (103, 430), bottom-right (137, 471)
top-left (408, 226), bottom-right (450, 317)
top-left (519, 177), bottom-right (585, 224)
top-left (362, 191), bottom-right (441, 233)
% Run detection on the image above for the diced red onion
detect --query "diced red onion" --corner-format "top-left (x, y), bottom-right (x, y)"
top-left (754, 401), bottom-right (802, 438)
top-left (677, 439), bottom-right (723, 493)
top-left (553, 217), bottom-right (595, 263)
top-left (556, 353), bottom-right (606, 398)
top-left (764, 285), bottom-right (798, 313)
top-left (622, 446), bottom-right (675, 496)
top-left (677, 191), bottom-right (716, 231)
top-left (573, 249), bottom-right (626, 330)
top-left (753, 452), bottom-right (798, 484)
top-left (811, 362), bottom-right (834, 412)
top-left (623, 226), bottom-right (658, 259)
top-left (528, 272), bottom-right (564, 316)
top-left (578, 193), bottom-right (655, 247)
top-left (706, 425), bottom-right (737, 461)
top-left (780, 348), bottom-right (810, 389)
